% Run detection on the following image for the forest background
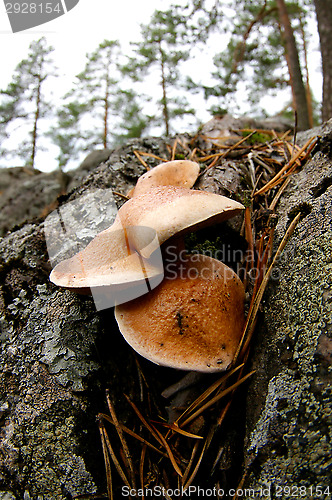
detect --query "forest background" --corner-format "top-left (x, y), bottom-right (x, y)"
top-left (0, 0), bottom-right (331, 172)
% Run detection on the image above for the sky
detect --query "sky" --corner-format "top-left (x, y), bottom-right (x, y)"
top-left (0, 0), bottom-right (323, 171)
top-left (0, 0), bottom-right (164, 89)
top-left (0, 0), bottom-right (215, 170)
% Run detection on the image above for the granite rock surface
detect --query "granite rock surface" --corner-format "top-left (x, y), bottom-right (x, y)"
top-left (0, 123), bottom-right (331, 498)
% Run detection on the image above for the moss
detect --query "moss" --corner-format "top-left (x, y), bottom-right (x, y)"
top-left (185, 224), bottom-right (247, 271)
top-left (242, 130), bottom-right (271, 145)
top-left (239, 188), bottom-right (252, 208)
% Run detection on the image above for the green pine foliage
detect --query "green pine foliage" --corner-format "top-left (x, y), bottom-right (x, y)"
top-left (203, 0), bottom-right (316, 117)
top-left (50, 40), bottom-right (153, 168)
top-left (48, 101), bottom-right (88, 169)
top-left (57, 40), bottom-right (121, 153)
top-left (111, 90), bottom-right (151, 143)
top-left (122, 6), bottom-right (198, 136)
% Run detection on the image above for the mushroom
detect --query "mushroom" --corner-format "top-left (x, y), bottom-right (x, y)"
top-left (115, 254), bottom-right (245, 372)
top-left (49, 183), bottom-right (244, 308)
top-left (49, 218), bottom-right (164, 308)
top-left (127, 159), bottom-right (200, 198)
top-left (117, 185), bottom-right (244, 258)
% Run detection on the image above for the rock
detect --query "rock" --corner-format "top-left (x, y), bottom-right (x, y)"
top-left (65, 137), bottom-right (174, 202)
top-left (0, 225), bottom-right (99, 496)
top-left (66, 148), bottom-right (112, 192)
top-left (0, 136), bottom-right (184, 498)
top-left (294, 117), bottom-right (332, 148)
top-left (198, 114), bottom-right (292, 150)
top-left (0, 167), bottom-right (41, 193)
top-left (0, 135), bottom-right (244, 238)
top-left (78, 149), bottom-right (112, 172)
top-left (243, 121), bottom-right (332, 490)
top-left (0, 171), bottom-right (66, 237)
top-left (195, 159), bottom-right (248, 198)
top-left (0, 149), bottom-right (111, 237)
top-left (0, 123), bottom-right (331, 497)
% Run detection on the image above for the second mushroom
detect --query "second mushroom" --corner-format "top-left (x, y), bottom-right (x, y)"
top-left (50, 159), bottom-right (245, 372)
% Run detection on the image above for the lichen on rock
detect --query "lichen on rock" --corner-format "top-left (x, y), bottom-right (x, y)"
top-left (243, 123), bottom-right (332, 491)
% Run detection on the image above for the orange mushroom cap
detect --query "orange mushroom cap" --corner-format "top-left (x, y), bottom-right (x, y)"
top-left (118, 186), bottom-right (244, 258)
top-left (115, 254), bottom-right (245, 372)
top-left (128, 159), bottom-right (200, 197)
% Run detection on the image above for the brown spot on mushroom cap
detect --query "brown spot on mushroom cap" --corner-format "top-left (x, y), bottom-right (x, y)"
top-left (118, 186), bottom-right (245, 258)
top-left (115, 254), bottom-right (245, 372)
top-left (49, 218), bottom-right (163, 290)
top-left (128, 160), bottom-right (200, 197)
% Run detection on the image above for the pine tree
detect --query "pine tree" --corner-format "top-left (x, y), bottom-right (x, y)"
top-left (60, 40), bottom-right (122, 151)
top-left (0, 37), bottom-right (57, 168)
top-left (122, 7), bottom-right (196, 136)
top-left (200, 0), bottom-right (314, 128)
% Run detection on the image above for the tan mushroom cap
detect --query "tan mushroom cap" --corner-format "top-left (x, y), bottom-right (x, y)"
top-left (118, 186), bottom-right (245, 258)
top-left (115, 254), bottom-right (245, 372)
top-left (49, 218), bottom-right (163, 290)
top-left (127, 160), bottom-right (200, 198)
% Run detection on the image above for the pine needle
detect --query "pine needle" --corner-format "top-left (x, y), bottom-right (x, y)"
top-left (233, 212), bottom-right (302, 363)
top-left (180, 371), bottom-right (255, 428)
top-left (171, 138), bottom-right (178, 160)
top-left (98, 420), bottom-right (113, 500)
top-left (112, 191), bottom-right (130, 201)
top-left (139, 445), bottom-right (146, 498)
top-left (198, 130), bottom-right (258, 177)
top-left (133, 150), bottom-right (149, 169)
top-left (106, 390), bottom-right (136, 488)
top-left (174, 364), bottom-right (245, 430)
top-left (244, 207), bottom-right (254, 269)
top-left (182, 436), bottom-right (209, 489)
top-left (98, 413), bottom-right (168, 457)
top-left (269, 177), bottom-right (291, 210)
top-left (151, 421), bottom-right (204, 440)
top-left (254, 136), bottom-right (316, 196)
top-left (135, 150), bottom-right (168, 162)
top-left (189, 147), bottom-right (197, 161)
top-left (99, 419), bottom-right (131, 488)
top-left (124, 394), bottom-right (164, 447)
top-left (181, 440), bottom-right (200, 486)
top-left (150, 423), bottom-right (183, 477)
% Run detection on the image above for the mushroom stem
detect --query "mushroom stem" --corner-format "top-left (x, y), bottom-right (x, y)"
top-left (162, 372), bottom-right (204, 399)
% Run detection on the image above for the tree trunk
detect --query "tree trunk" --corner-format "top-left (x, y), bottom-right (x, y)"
top-left (299, 14), bottom-right (313, 128)
top-left (159, 40), bottom-right (170, 137)
top-left (276, 0), bottom-right (310, 130)
top-left (104, 74), bottom-right (109, 149)
top-left (30, 74), bottom-right (42, 169)
top-left (314, 0), bottom-right (332, 122)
